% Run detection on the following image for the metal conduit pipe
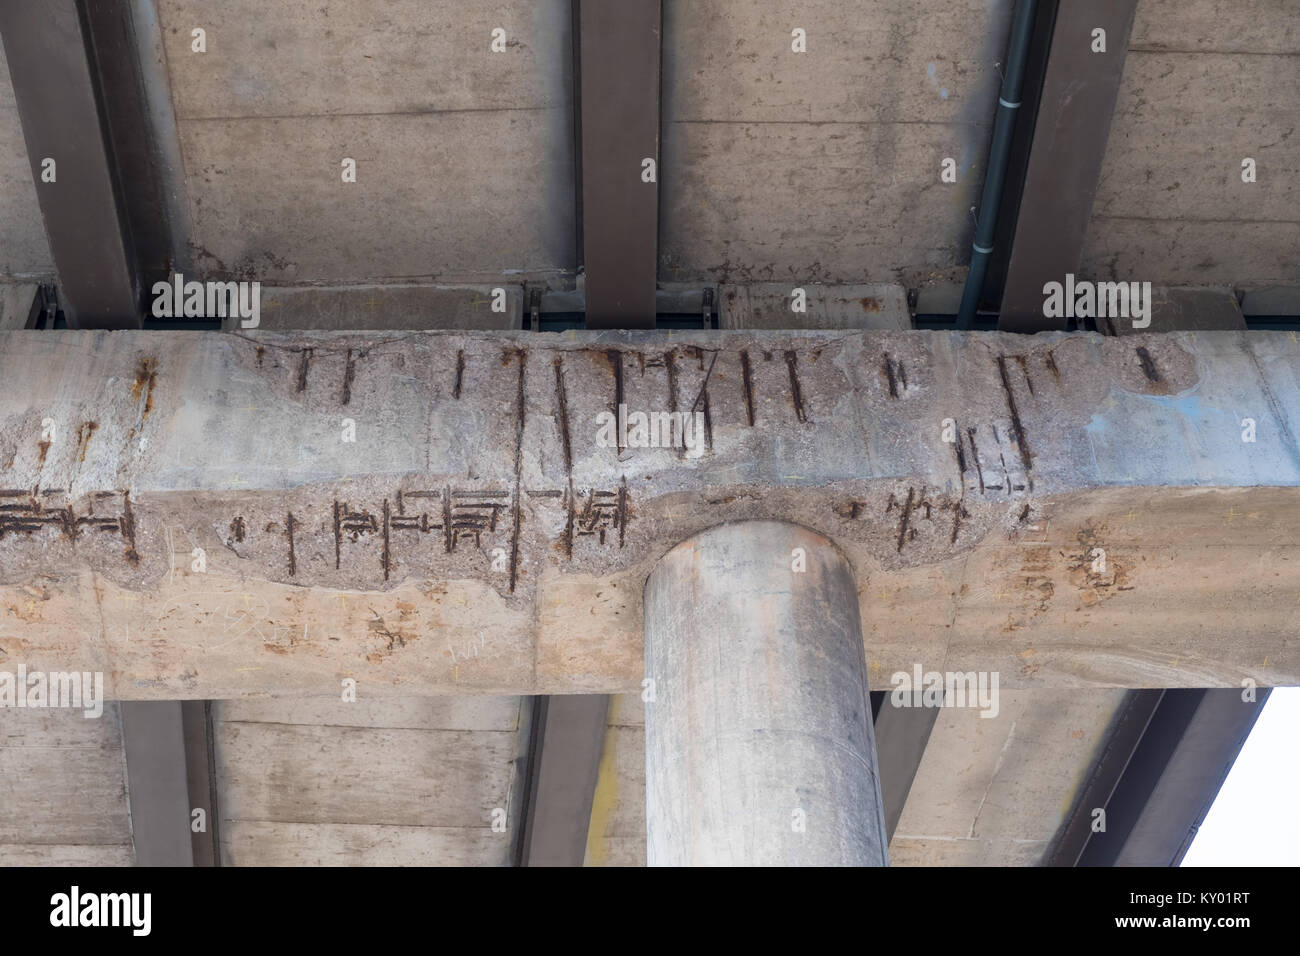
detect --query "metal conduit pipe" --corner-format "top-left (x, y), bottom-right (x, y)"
top-left (957, 0), bottom-right (1040, 329)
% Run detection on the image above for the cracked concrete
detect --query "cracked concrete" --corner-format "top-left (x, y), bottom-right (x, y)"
top-left (0, 328), bottom-right (1297, 697)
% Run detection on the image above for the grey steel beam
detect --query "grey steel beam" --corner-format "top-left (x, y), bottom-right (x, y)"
top-left (518, 694), bottom-right (609, 866)
top-left (82, 0), bottom-right (190, 283)
top-left (181, 700), bottom-right (221, 866)
top-left (577, 0), bottom-right (661, 329)
top-left (997, 0), bottom-right (1138, 332)
top-left (1047, 688), bottom-right (1271, 867)
top-left (873, 700), bottom-right (940, 842)
top-left (0, 0), bottom-right (142, 328)
top-left (1046, 689), bottom-right (1163, 867)
top-left (121, 700), bottom-right (220, 866)
top-left (1112, 689), bottom-right (1270, 866)
top-left (120, 701), bottom-right (193, 866)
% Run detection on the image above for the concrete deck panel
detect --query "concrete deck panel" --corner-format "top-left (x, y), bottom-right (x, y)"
top-left (659, 0), bottom-right (1013, 284)
top-left (0, 704), bottom-right (134, 865)
top-left (1081, 1), bottom-right (1300, 287)
top-left (156, 0), bottom-right (576, 283)
top-left (212, 696), bottom-right (527, 865)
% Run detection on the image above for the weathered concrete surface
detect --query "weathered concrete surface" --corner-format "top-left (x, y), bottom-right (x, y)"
top-left (0, 704), bottom-right (134, 865)
top-left (213, 695), bottom-right (526, 865)
top-left (155, 0), bottom-right (575, 283)
top-left (1107, 287), bottom-right (1245, 335)
top-left (660, 0), bottom-right (1012, 285)
top-left (645, 521), bottom-right (886, 866)
top-left (221, 284), bottom-right (524, 332)
top-left (720, 283), bottom-right (910, 330)
top-left (0, 282), bottom-right (39, 330)
top-left (1081, 0), bottom-right (1300, 287)
top-left (585, 689), bottom-right (1129, 867)
top-left (890, 689), bottom-right (1128, 866)
top-left (0, 328), bottom-right (1298, 697)
top-left (0, 40), bottom-right (53, 279)
top-left (584, 693), bottom-right (647, 867)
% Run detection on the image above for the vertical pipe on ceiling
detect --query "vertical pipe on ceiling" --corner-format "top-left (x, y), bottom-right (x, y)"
top-left (957, 0), bottom-right (1039, 329)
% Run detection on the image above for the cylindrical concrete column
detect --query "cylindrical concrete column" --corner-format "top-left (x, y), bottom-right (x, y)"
top-left (644, 520), bottom-right (887, 866)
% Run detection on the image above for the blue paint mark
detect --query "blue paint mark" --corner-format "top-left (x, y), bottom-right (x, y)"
top-left (1089, 393), bottom-right (1210, 437)
top-left (1145, 393), bottom-right (1208, 440)
top-left (926, 64), bottom-right (949, 100)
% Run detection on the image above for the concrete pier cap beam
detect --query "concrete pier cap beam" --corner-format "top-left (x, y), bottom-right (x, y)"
top-left (643, 520), bottom-right (888, 867)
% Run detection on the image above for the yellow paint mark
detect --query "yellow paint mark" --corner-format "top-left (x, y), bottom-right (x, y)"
top-left (1225, 507), bottom-right (1242, 523)
top-left (1019, 648), bottom-right (1036, 659)
top-left (583, 719), bottom-right (621, 867)
top-left (235, 667), bottom-right (260, 672)
top-left (1263, 656), bottom-right (1269, 669)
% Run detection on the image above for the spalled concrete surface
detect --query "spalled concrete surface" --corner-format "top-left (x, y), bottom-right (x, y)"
top-left (1081, 0), bottom-right (1300, 287)
top-left (0, 328), bottom-right (1298, 698)
top-left (155, 0), bottom-right (576, 283)
top-left (0, 40), bottom-right (53, 280)
top-left (659, 0), bottom-right (1011, 285)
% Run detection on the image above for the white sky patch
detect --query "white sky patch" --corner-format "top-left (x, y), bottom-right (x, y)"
top-left (1182, 687), bottom-right (1300, 866)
